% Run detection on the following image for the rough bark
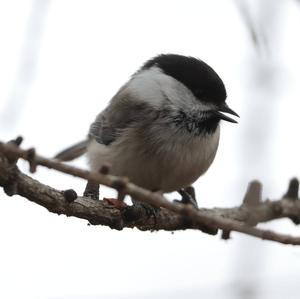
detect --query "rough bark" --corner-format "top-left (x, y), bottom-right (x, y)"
top-left (1, 139), bottom-right (300, 245)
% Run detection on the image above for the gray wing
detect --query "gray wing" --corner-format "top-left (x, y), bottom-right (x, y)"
top-left (89, 117), bottom-right (117, 145)
top-left (89, 89), bottom-right (155, 145)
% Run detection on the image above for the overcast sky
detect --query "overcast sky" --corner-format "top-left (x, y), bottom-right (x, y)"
top-left (1, 1), bottom-right (300, 298)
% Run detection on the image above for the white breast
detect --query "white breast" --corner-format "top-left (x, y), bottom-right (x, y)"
top-left (87, 125), bottom-right (220, 192)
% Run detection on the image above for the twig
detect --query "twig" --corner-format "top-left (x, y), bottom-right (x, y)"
top-left (1, 139), bottom-right (300, 245)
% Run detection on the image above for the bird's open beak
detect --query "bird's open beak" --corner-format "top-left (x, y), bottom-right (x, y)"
top-left (216, 103), bottom-right (239, 123)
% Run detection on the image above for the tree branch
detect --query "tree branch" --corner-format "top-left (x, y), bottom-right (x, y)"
top-left (1, 138), bottom-right (300, 245)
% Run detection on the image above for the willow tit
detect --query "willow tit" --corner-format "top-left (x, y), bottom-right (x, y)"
top-left (56, 54), bottom-right (238, 206)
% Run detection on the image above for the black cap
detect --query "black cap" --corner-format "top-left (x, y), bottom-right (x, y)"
top-left (142, 54), bottom-right (227, 106)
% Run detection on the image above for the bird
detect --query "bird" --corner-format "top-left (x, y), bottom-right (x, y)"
top-left (55, 54), bottom-right (239, 210)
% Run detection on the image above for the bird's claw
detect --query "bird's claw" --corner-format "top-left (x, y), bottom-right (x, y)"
top-left (176, 187), bottom-right (198, 208)
top-left (83, 180), bottom-right (99, 200)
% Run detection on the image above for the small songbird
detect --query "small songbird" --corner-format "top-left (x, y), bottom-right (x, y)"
top-left (55, 54), bottom-right (239, 207)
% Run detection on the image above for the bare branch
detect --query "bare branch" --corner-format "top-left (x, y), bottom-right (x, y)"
top-left (1, 139), bottom-right (300, 245)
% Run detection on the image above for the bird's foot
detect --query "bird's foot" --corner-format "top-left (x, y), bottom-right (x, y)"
top-left (175, 186), bottom-right (198, 208)
top-left (83, 180), bottom-right (99, 200)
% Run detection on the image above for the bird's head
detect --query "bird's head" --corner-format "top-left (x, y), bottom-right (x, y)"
top-left (141, 54), bottom-right (239, 124)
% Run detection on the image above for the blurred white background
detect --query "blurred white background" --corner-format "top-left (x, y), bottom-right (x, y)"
top-left (1, 0), bottom-right (300, 298)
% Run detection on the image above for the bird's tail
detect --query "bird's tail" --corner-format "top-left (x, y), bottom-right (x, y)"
top-left (54, 140), bottom-right (88, 161)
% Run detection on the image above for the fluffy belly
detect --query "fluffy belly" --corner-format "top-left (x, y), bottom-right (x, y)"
top-left (87, 127), bottom-right (220, 192)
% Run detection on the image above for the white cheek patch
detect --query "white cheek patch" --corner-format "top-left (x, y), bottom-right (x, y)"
top-left (128, 66), bottom-right (215, 113)
top-left (129, 67), bottom-right (194, 107)
top-left (129, 66), bottom-right (195, 106)
top-left (128, 67), bottom-right (166, 106)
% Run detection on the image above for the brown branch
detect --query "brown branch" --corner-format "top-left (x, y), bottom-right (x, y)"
top-left (1, 139), bottom-right (300, 245)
